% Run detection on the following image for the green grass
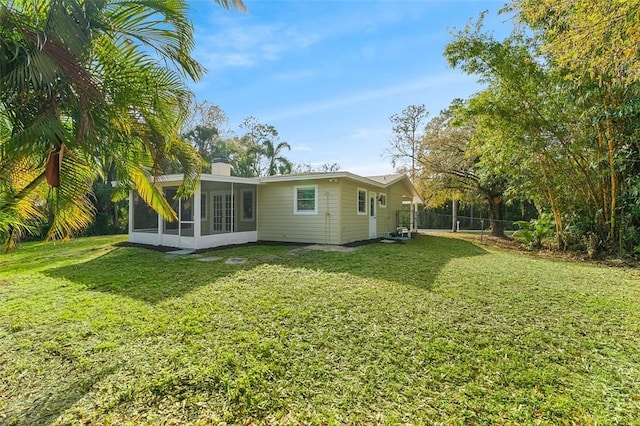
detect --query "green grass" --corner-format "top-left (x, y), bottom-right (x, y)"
top-left (1, 235), bottom-right (639, 425)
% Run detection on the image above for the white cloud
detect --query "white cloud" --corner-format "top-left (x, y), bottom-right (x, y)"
top-left (291, 144), bottom-right (312, 152)
top-left (272, 69), bottom-right (317, 82)
top-left (348, 128), bottom-right (388, 140)
top-left (200, 52), bottom-right (256, 68)
top-left (193, 14), bottom-right (321, 71)
top-left (345, 161), bottom-right (396, 177)
top-left (262, 73), bottom-right (475, 121)
top-left (191, 0), bottom-right (431, 72)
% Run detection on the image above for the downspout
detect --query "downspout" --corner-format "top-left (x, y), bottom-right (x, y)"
top-left (325, 190), bottom-right (330, 244)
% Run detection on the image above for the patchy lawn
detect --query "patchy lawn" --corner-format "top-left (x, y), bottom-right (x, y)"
top-left (1, 234), bottom-right (639, 425)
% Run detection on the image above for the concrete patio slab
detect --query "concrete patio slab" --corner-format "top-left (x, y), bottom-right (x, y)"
top-left (197, 256), bottom-right (223, 262)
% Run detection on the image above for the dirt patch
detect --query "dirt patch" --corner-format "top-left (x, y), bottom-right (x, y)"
top-left (434, 231), bottom-right (639, 269)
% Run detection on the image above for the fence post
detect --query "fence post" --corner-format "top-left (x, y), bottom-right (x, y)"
top-left (451, 198), bottom-right (458, 233)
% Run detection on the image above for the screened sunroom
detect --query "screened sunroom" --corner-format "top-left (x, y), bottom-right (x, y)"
top-left (128, 172), bottom-right (260, 250)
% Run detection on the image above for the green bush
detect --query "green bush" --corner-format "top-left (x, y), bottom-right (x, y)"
top-left (513, 212), bottom-right (554, 250)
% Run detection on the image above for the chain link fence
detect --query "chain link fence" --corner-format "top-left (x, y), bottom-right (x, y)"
top-left (416, 211), bottom-right (518, 233)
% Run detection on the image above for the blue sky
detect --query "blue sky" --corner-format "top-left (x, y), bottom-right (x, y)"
top-left (187, 0), bottom-right (513, 176)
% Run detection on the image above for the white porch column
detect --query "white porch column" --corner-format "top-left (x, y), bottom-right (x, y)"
top-left (128, 190), bottom-right (134, 236)
top-left (231, 182), bottom-right (235, 233)
top-left (194, 183), bottom-right (202, 246)
top-left (157, 187), bottom-right (162, 240)
top-left (410, 202), bottom-right (416, 232)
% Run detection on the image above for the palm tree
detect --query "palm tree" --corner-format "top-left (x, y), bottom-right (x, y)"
top-left (261, 140), bottom-right (293, 176)
top-left (0, 0), bottom-right (244, 249)
top-left (237, 117), bottom-right (292, 176)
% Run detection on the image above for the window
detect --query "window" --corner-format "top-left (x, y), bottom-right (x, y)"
top-left (357, 188), bottom-right (367, 214)
top-left (163, 187), bottom-right (179, 235)
top-left (294, 185), bottom-right (318, 214)
top-left (162, 186), bottom-right (194, 236)
top-left (132, 191), bottom-right (158, 233)
top-left (241, 189), bottom-right (255, 221)
top-left (379, 193), bottom-right (387, 208)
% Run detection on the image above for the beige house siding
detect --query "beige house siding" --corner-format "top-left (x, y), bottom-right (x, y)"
top-left (387, 182), bottom-right (408, 229)
top-left (339, 180), bottom-right (370, 243)
top-left (335, 179), bottom-right (410, 242)
top-left (257, 180), bottom-right (341, 244)
top-left (376, 189), bottom-right (394, 237)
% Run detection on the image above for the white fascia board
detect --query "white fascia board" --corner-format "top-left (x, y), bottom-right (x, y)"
top-left (199, 174), bottom-right (260, 184)
top-left (259, 172), bottom-right (400, 188)
top-left (154, 174), bottom-right (259, 185)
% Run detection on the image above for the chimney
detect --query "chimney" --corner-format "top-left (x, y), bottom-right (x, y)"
top-left (211, 157), bottom-right (231, 176)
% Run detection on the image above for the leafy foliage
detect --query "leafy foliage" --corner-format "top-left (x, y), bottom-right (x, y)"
top-left (444, 4), bottom-right (640, 257)
top-left (293, 162), bottom-right (341, 174)
top-left (513, 212), bottom-right (554, 250)
top-left (236, 117), bottom-right (292, 177)
top-left (393, 100), bottom-right (510, 237)
top-left (0, 0), bottom-right (245, 250)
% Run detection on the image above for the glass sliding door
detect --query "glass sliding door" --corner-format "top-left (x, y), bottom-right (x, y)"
top-left (211, 191), bottom-right (233, 234)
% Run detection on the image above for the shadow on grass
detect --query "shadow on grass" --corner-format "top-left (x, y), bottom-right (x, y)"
top-left (45, 246), bottom-right (245, 304)
top-left (45, 235), bottom-right (488, 303)
top-left (4, 366), bottom-right (116, 426)
top-left (297, 234), bottom-right (489, 291)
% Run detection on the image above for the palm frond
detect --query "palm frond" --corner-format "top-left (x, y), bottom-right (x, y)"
top-left (214, 0), bottom-right (247, 12)
top-left (167, 135), bottom-right (204, 198)
top-left (45, 147), bottom-right (97, 240)
top-left (127, 165), bottom-right (178, 221)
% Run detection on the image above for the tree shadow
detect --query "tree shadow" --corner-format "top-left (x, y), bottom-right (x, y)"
top-left (4, 365), bottom-right (116, 426)
top-left (292, 234), bottom-right (489, 291)
top-left (45, 235), bottom-right (488, 303)
top-left (44, 246), bottom-right (248, 304)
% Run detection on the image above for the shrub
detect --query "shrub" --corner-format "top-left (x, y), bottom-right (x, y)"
top-left (513, 212), bottom-right (554, 250)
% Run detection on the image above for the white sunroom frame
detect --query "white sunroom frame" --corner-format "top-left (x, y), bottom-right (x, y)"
top-left (128, 174), bottom-right (260, 250)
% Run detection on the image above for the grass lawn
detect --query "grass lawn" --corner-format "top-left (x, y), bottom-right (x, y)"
top-left (1, 234), bottom-right (639, 425)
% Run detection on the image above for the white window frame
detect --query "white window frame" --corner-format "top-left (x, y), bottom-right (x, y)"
top-left (240, 188), bottom-right (255, 222)
top-left (379, 192), bottom-right (387, 208)
top-left (294, 185), bottom-right (318, 215)
top-left (357, 188), bottom-right (367, 215)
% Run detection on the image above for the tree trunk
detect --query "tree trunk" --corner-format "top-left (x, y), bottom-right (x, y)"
top-left (488, 195), bottom-right (505, 238)
top-left (604, 116), bottom-right (618, 242)
top-left (45, 149), bottom-right (61, 187)
top-left (113, 201), bottom-right (119, 233)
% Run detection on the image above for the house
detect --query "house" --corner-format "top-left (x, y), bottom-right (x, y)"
top-left (128, 161), bottom-right (422, 249)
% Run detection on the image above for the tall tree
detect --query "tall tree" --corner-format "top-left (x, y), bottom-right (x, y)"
top-left (261, 139), bottom-right (293, 176)
top-left (0, 0), bottom-right (245, 249)
top-left (386, 105), bottom-right (429, 181)
top-left (445, 6), bottom-right (640, 255)
top-left (513, 0), bottom-right (640, 253)
top-left (416, 101), bottom-right (509, 237)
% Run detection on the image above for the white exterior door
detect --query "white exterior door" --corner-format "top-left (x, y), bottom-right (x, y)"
top-left (369, 192), bottom-right (377, 239)
top-left (211, 191), bottom-right (233, 233)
